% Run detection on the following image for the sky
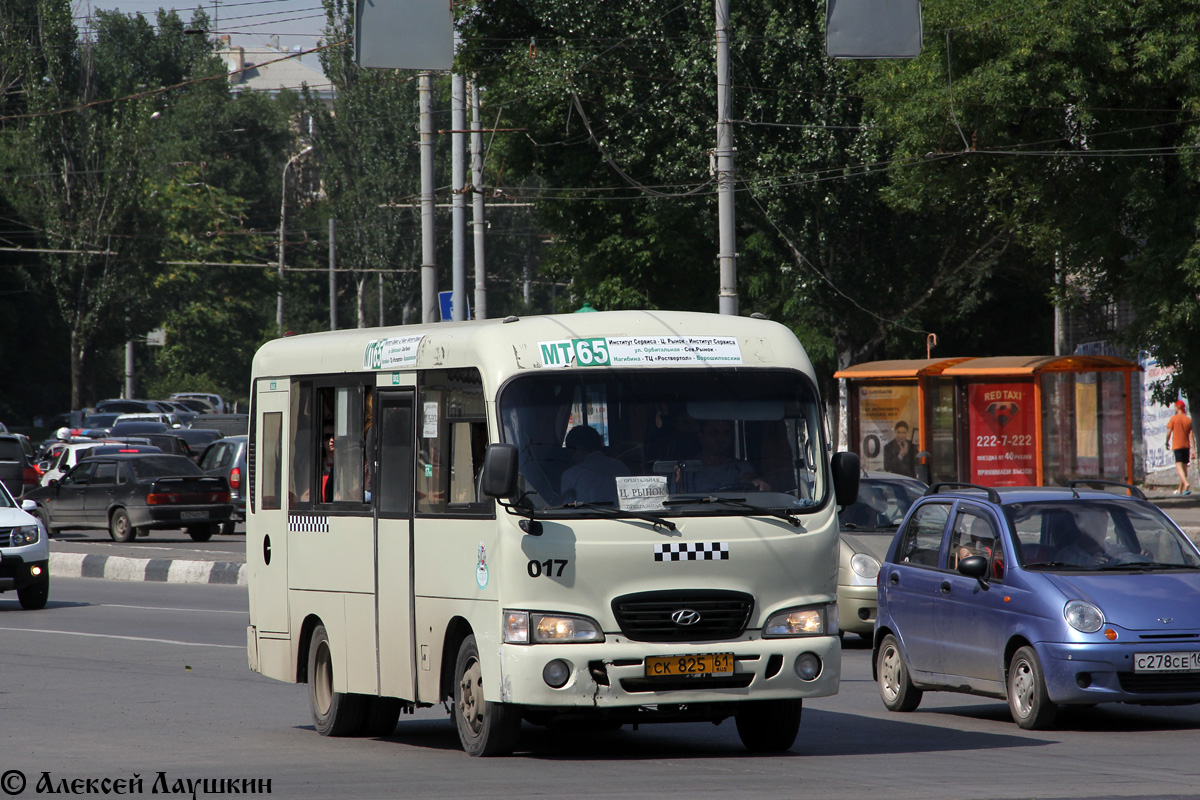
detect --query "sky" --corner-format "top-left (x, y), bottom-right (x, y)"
top-left (76, 0), bottom-right (329, 56)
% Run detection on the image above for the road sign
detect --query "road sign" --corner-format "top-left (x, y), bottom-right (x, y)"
top-left (439, 290), bottom-right (469, 322)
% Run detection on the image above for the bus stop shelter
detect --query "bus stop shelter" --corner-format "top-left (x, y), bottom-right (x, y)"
top-left (834, 355), bottom-right (1142, 487)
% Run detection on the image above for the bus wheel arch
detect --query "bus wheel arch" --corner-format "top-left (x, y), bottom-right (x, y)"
top-left (439, 616), bottom-right (474, 701)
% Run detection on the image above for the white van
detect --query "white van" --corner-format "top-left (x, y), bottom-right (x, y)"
top-left (246, 311), bottom-right (859, 755)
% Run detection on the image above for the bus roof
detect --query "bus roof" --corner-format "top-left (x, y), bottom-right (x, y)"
top-left (252, 310), bottom-right (816, 390)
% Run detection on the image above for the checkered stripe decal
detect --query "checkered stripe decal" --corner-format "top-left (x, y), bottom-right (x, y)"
top-left (288, 514), bottom-right (329, 533)
top-left (654, 542), bottom-right (729, 561)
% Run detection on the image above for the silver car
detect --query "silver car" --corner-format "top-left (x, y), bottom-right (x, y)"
top-left (838, 472), bottom-right (927, 638)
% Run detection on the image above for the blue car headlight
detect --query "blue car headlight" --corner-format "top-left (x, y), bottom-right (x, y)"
top-left (1064, 600), bottom-right (1104, 633)
top-left (9, 525), bottom-right (40, 547)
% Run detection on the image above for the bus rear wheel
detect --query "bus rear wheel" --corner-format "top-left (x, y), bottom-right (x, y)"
top-left (307, 624), bottom-right (365, 736)
top-left (453, 634), bottom-right (521, 756)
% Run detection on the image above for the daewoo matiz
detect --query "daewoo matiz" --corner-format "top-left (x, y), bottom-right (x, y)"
top-left (874, 482), bottom-right (1200, 729)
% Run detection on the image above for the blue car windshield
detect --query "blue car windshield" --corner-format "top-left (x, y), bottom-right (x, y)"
top-left (497, 368), bottom-right (827, 516)
top-left (1007, 500), bottom-right (1200, 569)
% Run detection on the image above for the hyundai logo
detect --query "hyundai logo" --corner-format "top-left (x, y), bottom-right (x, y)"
top-left (670, 609), bottom-right (702, 626)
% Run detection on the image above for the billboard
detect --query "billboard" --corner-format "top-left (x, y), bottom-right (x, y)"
top-left (355, 0), bottom-right (454, 71)
top-left (857, 385), bottom-right (919, 477)
top-left (967, 382), bottom-right (1036, 487)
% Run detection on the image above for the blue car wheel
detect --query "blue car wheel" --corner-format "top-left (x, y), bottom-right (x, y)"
top-left (1007, 646), bottom-right (1057, 730)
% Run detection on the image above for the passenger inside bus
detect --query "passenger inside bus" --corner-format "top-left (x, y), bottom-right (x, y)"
top-left (559, 425), bottom-right (630, 505)
top-left (321, 425), bottom-right (335, 502)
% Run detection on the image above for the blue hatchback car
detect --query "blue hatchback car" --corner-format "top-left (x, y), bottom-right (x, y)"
top-left (874, 482), bottom-right (1200, 729)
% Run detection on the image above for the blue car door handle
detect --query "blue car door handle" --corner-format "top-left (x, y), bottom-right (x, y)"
top-left (940, 580), bottom-right (952, 594)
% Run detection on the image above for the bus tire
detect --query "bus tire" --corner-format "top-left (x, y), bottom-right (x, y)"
top-left (734, 698), bottom-right (802, 752)
top-left (359, 696), bottom-right (403, 737)
top-left (453, 634), bottom-right (521, 756)
top-left (307, 624), bottom-right (365, 736)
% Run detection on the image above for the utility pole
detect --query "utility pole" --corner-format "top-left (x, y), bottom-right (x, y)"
top-left (419, 73), bottom-right (437, 323)
top-left (715, 0), bottom-right (737, 315)
top-left (451, 73), bottom-right (466, 321)
top-left (471, 78), bottom-right (487, 320)
top-left (328, 218), bottom-right (337, 330)
top-left (278, 145), bottom-right (312, 336)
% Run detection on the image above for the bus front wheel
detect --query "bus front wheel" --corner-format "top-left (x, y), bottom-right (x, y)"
top-left (453, 634), bottom-right (521, 756)
top-left (307, 624), bottom-right (365, 736)
top-left (734, 698), bottom-right (802, 752)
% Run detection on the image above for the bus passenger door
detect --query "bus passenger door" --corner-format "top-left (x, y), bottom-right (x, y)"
top-left (248, 380), bottom-right (291, 646)
top-left (374, 388), bottom-right (416, 701)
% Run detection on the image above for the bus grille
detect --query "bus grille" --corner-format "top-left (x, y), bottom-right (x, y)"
top-left (611, 590), bottom-right (753, 642)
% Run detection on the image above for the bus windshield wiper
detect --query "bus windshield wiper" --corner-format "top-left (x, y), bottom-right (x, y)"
top-left (663, 495), bottom-right (800, 528)
top-left (549, 501), bottom-right (677, 531)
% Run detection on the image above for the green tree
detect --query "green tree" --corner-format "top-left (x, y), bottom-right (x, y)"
top-left (855, 0), bottom-right (1200, 397)
top-left (455, 0), bottom-right (1041, 396)
top-left (0, 1), bottom-right (294, 407)
top-left (304, 0), bottom-right (423, 329)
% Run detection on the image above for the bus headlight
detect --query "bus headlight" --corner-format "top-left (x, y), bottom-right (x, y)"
top-left (762, 605), bottom-right (829, 637)
top-left (504, 610), bottom-right (605, 644)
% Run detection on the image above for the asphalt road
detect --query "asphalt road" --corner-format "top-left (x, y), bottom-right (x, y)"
top-left (4, 578), bottom-right (1200, 800)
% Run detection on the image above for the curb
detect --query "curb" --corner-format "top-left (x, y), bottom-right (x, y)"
top-left (50, 552), bottom-right (247, 586)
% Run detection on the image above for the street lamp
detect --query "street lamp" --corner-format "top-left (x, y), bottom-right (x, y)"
top-left (278, 145), bottom-right (313, 336)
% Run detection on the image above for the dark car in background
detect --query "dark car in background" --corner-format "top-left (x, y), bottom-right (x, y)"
top-left (25, 453), bottom-right (232, 543)
top-left (0, 433), bottom-right (39, 499)
top-left (172, 428), bottom-right (224, 461)
top-left (199, 435), bottom-right (246, 534)
top-left (109, 420), bottom-right (170, 438)
top-left (189, 414), bottom-right (247, 437)
top-left (139, 433), bottom-right (193, 460)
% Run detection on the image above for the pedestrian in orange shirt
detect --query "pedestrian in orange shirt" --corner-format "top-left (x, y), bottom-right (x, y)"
top-left (1166, 400), bottom-right (1195, 495)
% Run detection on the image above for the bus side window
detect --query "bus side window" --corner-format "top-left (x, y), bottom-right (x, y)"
top-left (262, 411), bottom-right (283, 510)
top-left (418, 368), bottom-right (489, 514)
top-left (289, 383), bottom-right (313, 506)
top-left (319, 385), bottom-right (366, 505)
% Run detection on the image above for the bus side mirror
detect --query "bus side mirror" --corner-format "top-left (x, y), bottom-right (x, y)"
top-left (831, 452), bottom-right (860, 507)
top-left (480, 443), bottom-right (519, 498)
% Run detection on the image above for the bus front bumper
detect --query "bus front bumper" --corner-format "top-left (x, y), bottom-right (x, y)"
top-left (497, 635), bottom-right (840, 709)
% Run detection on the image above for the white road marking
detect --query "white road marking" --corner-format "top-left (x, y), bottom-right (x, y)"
top-left (0, 626), bottom-right (242, 648)
top-left (100, 603), bottom-right (246, 615)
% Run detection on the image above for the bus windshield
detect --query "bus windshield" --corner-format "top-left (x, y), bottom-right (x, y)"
top-left (497, 368), bottom-right (827, 515)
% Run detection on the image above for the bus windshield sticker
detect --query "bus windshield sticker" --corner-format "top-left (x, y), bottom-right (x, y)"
top-left (616, 475), bottom-right (668, 511)
top-left (364, 334), bottom-right (424, 370)
top-left (536, 337), bottom-right (742, 368)
top-left (422, 402), bottom-right (439, 438)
